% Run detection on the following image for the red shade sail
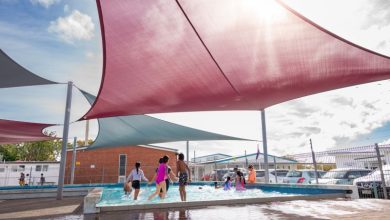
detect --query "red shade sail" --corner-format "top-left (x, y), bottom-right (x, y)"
top-left (84, 0), bottom-right (390, 119)
top-left (0, 119), bottom-right (55, 144)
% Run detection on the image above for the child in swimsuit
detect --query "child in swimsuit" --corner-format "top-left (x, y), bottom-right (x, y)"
top-left (176, 153), bottom-right (191, 202)
top-left (148, 155), bottom-right (170, 200)
top-left (235, 171), bottom-right (246, 191)
top-left (124, 162), bottom-right (148, 200)
top-left (224, 176), bottom-right (232, 190)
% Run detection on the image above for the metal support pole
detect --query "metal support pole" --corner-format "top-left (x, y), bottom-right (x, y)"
top-left (274, 156), bottom-right (277, 183)
top-left (375, 143), bottom-right (388, 199)
top-left (261, 109), bottom-right (269, 183)
top-left (84, 120), bottom-right (89, 146)
top-left (186, 140), bottom-right (189, 164)
top-left (70, 137), bottom-right (77, 184)
top-left (57, 81), bottom-right (73, 200)
top-left (310, 139), bottom-right (319, 184)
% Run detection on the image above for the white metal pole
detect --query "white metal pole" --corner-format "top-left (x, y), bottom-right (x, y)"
top-left (70, 137), bottom-right (77, 184)
top-left (310, 139), bottom-right (319, 184)
top-left (84, 120), bottom-right (89, 146)
top-left (57, 81), bottom-right (73, 200)
top-left (261, 109), bottom-right (270, 183)
top-left (274, 156), bottom-right (277, 183)
top-left (186, 140), bottom-right (189, 164)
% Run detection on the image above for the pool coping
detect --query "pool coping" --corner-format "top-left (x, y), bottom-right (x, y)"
top-left (83, 182), bottom-right (358, 214)
top-left (98, 193), bottom-right (346, 212)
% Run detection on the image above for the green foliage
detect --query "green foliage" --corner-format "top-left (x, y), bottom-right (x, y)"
top-left (0, 131), bottom-right (61, 161)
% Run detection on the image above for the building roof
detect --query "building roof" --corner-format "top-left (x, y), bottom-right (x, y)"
top-left (193, 153), bottom-right (232, 160)
top-left (199, 152), bottom-right (298, 164)
top-left (289, 144), bottom-right (390, 164)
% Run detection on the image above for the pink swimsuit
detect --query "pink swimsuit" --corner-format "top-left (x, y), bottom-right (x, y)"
top-left (156, 163), bottom-right (166, 184)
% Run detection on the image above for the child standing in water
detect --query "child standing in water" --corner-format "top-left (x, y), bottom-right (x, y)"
top-left (176, 153), bottom-right (191, 201)
top-left (124, 162), bottom-right (148, 200)
top-left (148, 155), bottom-right (169, 200)
top-left (235, 171), bottom-right (246, 191)
top-left (223, 176), bottom-right (232, 190)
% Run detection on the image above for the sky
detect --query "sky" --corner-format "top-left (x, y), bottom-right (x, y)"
top-left (1, 0), bottom-right (390, 159)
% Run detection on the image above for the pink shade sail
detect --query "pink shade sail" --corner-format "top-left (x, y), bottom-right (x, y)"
top-left (84, 0), bottom-right (390, 119)
top-left (0, 119), bottom-right (55, 144)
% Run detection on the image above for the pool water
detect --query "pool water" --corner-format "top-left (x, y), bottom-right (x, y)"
top-left (97, 184), bottom-right (299, 207)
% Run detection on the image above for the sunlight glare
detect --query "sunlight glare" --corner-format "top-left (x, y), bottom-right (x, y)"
top-left (247, 0), bottom-right (286, 21)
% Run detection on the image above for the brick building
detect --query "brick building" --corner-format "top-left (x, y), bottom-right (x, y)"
top-left (65, 145), bottom-right (178, 184)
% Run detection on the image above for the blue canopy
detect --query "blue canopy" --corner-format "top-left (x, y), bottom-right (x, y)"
top-left (80, 90), bottom-right (253, 149)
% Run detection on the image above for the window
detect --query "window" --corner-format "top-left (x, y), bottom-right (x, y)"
top-left (119, 154), bottom-right (127, 176)
top-left (347, 171), bottom-right (362, 179)
top-left (18, 165), bottom-right (25, 172)
top-left (256, 171), bottom-right (265, 177)
top-left (0, 167), bottom-right (4, 173)
top-left (286, 171), bottom-right (302, 177)
top-left (36, 165), bottom-right (42, 172)
top-left (11, 165), bottom-right (17, 172)
top-left (43, 165), bottom-right (49, 172)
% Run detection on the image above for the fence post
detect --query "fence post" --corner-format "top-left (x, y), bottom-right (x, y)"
top-left (310, 139), bottom-right (319, 184)
top-left (375, 143), bottom-right (388, 199)
top-left (273, 156), bottom-right (277, 183)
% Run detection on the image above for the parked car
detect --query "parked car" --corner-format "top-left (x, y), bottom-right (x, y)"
top-left (256, 169), bottom-right (289, 183)
top-left (283, 170), bottom-right (326, 184)
top-left (222, 168), bottom-right (247, 181)
top-left (318, 168), bottom-right (371, 185)
top-left (202, 169), bottom-right (231, 181)
top-left (353, 165), bottom-right (390, 198)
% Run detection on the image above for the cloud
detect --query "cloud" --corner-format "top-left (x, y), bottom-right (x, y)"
top-left (48, 10), bottom-right (95, 44)
top-left (30, 0), bottom-right (60, 9)
top-left (361, 0), bottom-right (390, 29)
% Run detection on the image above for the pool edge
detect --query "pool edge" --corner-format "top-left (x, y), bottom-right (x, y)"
top-left (98, 193), bottom-right (346, 213)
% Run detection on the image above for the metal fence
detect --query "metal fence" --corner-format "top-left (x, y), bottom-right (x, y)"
top-left (291, 143), bottom-right (390, 199)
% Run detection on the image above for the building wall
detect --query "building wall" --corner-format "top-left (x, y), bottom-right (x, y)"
top-left (65, 146), bottom-right (177, 184)
top-left (0, 162), bottom-right (59, 186)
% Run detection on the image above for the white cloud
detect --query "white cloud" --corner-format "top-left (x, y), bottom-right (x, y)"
top-left (48, 10), bottom-right (95, 44)
top-left (30, 0), bottom-right (60, 9)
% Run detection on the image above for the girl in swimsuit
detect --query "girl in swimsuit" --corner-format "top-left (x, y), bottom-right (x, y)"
top-left (124, 162), bottom-right (148, 200)
top-left (148, 155), bottom-right (169, 200)
top-left (235, 171), bottom-right (246, 191)
top-left (224, 176), bottom-right (232, 190)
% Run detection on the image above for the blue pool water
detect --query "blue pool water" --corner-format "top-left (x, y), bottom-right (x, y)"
top-left (96, 184), bottom-right (300, 207)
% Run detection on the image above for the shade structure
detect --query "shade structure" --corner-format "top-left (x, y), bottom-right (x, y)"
top-left (84, 0), bottom-right (390, 119)
top-left (80, 90), bottom-right (251, 149)
top-left (0, 49), bottom-right (57, 88)
top-left (0, 119), bottom-right (55, 144)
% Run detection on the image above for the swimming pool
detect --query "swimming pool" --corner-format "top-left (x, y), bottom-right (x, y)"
top-left (97, 184), bottom-right (300, 207)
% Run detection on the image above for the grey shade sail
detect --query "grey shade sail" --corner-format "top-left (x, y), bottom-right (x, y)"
top-left (0, 49), bottom-right (57, 88)
top-left (79, 90), bottom-right (253, 149)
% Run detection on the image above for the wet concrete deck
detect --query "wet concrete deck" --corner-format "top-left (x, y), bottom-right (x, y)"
top-left (0, 197), bottom-right (390, 220)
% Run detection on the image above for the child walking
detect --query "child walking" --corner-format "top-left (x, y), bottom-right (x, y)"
top-left (148, 155), bottom-right (170, 200)
top-left (124, 162), bottom-right (148, 200)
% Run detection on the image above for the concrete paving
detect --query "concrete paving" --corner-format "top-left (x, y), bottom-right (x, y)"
top-left (0, 197), bottom-right (83, 220)
top-left (0, 197), bottom-right (390, 220)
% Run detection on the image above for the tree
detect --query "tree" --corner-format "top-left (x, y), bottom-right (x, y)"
top-left (76, 139), bottom-right (94, 147)
top-left (0, 144), bottom-right (18, 161)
